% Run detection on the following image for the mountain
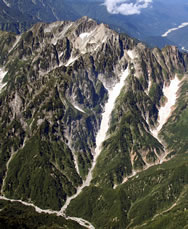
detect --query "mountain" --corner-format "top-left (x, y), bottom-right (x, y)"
top-left (1, 0), bottom-right (188, 50)
top-left (0, 0), bottom-right (79, 33)
top-left (0, 17), bottom-right (188, 228)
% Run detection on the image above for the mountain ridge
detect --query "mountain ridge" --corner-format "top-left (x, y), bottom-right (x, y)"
top-left (0, 16), bottom-right (188, 228)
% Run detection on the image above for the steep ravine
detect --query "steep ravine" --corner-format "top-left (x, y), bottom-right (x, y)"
top-left (152, 76), bottom-right (181, 138)
top-left (60, 68), bottom-right (129, 215)
top-left (151, 75), bottom-right (181, 162)
top-left (1, 16), bottom-right (188, 228)
top-left (0, 67), bottom-right (129, 229)
top-left (0, 195), bottom-right (94, 229)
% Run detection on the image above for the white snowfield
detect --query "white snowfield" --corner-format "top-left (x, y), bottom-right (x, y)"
top-left (60, 67), bottom-right (129, 215)
top-left (162, 22), bottom-right (188, 37)
top-left (152, 76), bottom-right (181, 138)
top-left (95, 68), bottom-right (129, 155)
top-left (74, 23), bottom-right (110, 55)
top-left (65, 26), bottom-right (106, 66)
top-left (79, 32), bottom-right (92, 40)
top-left (0, 68), bottom-right (7, 92)
top-left (127, 50), bottom-right (135, 60)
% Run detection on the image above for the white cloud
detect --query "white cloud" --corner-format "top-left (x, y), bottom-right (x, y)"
top-left (104, 0), bottom-right (152, 15)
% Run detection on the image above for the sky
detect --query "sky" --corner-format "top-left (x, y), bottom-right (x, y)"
top-left (103, 0), bottom-right (152, 15)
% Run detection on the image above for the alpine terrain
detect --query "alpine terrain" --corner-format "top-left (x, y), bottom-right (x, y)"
top-left (0, 16), bottom-right (188, 228)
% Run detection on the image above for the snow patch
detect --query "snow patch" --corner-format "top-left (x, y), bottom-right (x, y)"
top-left (152, 76), bottom-right (181, 138)
top-left (74, 24), bottom-right (109, 55)
top-left (32, 0), bottom-right (36, 5)
top-left (73, 153), bottom-right (80, 175)
top-left (60, 67), bottom-right (129, 214)
top-left (162, 22), bottom-right (188, 37)
top-left (118, 77), bottom-right (181, 187)
top-left (148, 79), bottom-right (152, 92)
top-left (48, 23), bottom-right (73, 45)
top-left (127, 50), bottom-right (135, 60)
top-left (0, 68), bottom-right (7, 92)
top-left (8, 36), bottom-right (21, 54)
top-left (2, 0), bottom-right (10, 7)
top-left (95, 68), bottom-right (129, 155)
top-left (73, 104), bottom-right (85, 113)
top-left (79, 32), bottom-right (91, 40)
top-left (65, 56), bottom-right (78, 67)
top-left (146, 78), bottom-right (152, 95)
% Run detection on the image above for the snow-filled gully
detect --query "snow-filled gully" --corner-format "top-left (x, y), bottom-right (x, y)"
top-left (0, 58), bottom-right (181, 226)
top-left (59, 67), bottom-right (129, 214)
top-left (151, 76), bottom-right (181, 163)
top-left (122, 50), bottom-right (182, 184)
top-left (0, 68), bottom-right (7, 92)
top-left (152, 76), bottom-right (181, 139)
top-left (0, 68), bottom-right (129, 229)
top-left (121, 76), bottom-right (181, 186)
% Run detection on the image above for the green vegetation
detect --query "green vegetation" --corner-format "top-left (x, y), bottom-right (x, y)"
top-left (91, 75), bottom-right (163, 188)
top-left (0, 31), bottom-right (16, 65)
top-left (0, 199), bottom-right (83, 229)
top-left (67, 154), bottom-right (188, 228)
top-left (4, 135), bottom-right (81, 210)
top-left (0, 17), bottom-right (188, 229)
top-left (160, 77), bottom-right (188, 155)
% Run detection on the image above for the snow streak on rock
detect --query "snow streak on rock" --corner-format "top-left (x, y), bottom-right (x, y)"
top-left (8, 35), bottom-right (21, 54)
top-left (0, 68), bottom-right (7, 92)
top-left (60, 67), bottom-right (129, 215)
top-left (73, 104), bottom-right (85, 113)
top-left (152, 76), bottom-right (181, 138)
top-left (127, 50), bottom-right (135, 60)
top-left (65, 56), bottom-right (79, 67)
top-left (47, 22), bottom-right (73, 45)
top-left (2, 0), bottom-right (10, 7)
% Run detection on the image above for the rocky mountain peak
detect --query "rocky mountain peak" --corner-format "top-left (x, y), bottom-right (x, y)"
top-left (0, 16), bottom-right (188, 229)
